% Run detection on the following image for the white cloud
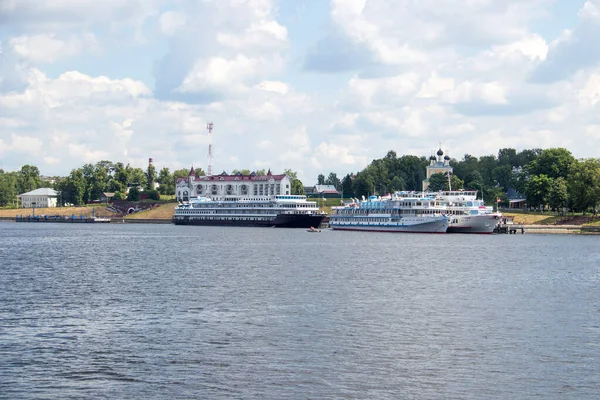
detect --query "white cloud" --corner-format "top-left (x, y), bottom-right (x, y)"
top-left (2, 0), bottom-right (600, 185)
top-left (158, 11), bottom-right (187, 37)
top-left (9, 33), bottom-right (99, 63)
top-left (177, 55), bottom-right (284, 94)
top-left (326, 0), bottom-right (547, 67)
top-left (0, 0), bottom-right (162, 37)
top-left (2, 133), bottom-right (44, 154)
top-left (578, 72), bottom-right (600, 106)
top-left (154, 0), bottom-right (288, 101)
top-left (255, 80), bottom-right (289, 95)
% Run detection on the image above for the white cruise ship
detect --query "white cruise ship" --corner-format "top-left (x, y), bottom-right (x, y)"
top-left (432, 190), bottom-right (501, 234)
top-left (172, 168), bottom-right (326, 228)
top-left (329, 192), bottom-right (448, 233)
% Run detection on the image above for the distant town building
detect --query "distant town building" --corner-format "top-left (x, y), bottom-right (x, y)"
top-left (422, 147), bottom-right (453, 191)
top-left (101, 192), bottom-right (115, 202)
top-left (18, 188), bottom-right (59, 208)
top-left (312, 185), bottom-right (339, 195)
top-left (175, 168), bottom-right (292, 202)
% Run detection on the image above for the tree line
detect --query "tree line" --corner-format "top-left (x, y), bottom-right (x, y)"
top-left (0, 162), bottom-right (305, 207)
top-left (2, 147), bottom-right (599, 212)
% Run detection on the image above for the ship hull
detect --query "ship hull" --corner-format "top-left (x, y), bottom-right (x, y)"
top-left (330, 219), bottom-right (448, 233)
top-left (447, 214), bottom-right (500, 234)
top-left (173, 213), bottom-right (326, 228)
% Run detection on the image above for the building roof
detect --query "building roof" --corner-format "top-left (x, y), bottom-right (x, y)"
top-left (19, 188), bottom-right (59, 196)
top-left (314, 185), bottom-right (339, 194)
top-left (176, 172), bottom-right (288, 183)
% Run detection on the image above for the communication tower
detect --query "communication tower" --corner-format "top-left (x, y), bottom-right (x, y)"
top-left (207, 121), bottom-right (214, 176)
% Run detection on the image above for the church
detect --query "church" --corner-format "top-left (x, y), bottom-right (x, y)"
top-left (422, 147), bottom-right (453, 192)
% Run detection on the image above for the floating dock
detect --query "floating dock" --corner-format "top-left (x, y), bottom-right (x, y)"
top-left (15, 215), bottom-right (111, 223)
top-left (494, 224), bottom-right (525, 234)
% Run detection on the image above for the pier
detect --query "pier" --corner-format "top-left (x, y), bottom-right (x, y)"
top-left (15, 215), bottom-right (111, 223)
top-left (494, 224), bottom-right (525, 234)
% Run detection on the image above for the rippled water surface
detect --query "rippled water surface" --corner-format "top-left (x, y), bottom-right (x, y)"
top-left (1, 222), bottom-right (599, 399)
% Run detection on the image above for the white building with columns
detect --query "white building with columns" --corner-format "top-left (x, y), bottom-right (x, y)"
top-left (175, 167), bottom-right (292, 202)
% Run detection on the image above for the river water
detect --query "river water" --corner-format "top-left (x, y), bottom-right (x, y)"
top-left (0, 222), bottom-right (598, 399)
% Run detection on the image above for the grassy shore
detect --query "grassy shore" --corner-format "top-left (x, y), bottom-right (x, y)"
top-left (2, 202), bottom-right (598, 227)
top-left (0, 203), bottom-right (177, 220)
top-left (0, 205), bottom-right (116, 218)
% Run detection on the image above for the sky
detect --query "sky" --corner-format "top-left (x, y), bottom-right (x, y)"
top-left (1, 0), bottom-right (599, 184)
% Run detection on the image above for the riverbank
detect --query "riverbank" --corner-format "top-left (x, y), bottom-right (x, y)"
top-left (2, 205), bottom-right (600, 234)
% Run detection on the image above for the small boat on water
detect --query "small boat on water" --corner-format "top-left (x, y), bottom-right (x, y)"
top-left (307, 227), bottom-right (321, 232)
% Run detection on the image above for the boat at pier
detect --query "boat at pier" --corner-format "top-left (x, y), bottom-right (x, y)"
top-left (173, 168), bottom-right (326, 228)
top-left (173, 195), bottom-right (326, 228)
top-left (432, 190), bottom-right (501, 234)
top-left (329, 192), bottom-right (448, 233)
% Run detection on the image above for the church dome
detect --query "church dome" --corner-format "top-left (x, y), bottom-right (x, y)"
top-left (436, 148), bottom-right (444, 156)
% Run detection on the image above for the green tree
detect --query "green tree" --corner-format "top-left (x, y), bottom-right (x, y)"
top-left (146, 163), bottom-right (157, 191)
top-left (427, 173), bottom-right (448, 192)
top-left (525, 174), bottom-right (552, 210)
top-left (145, 189), bottom-right (160, 200)
top-left (325, 172), bottom-right (340, 189)
top-left (477, 155), bottom-right (497, 187)
top-left (231, 169), bottom-right (251, 175)
top-left (452, 154), bottom-right (479, 183)
top-left (352, 172), bottom-right (374, 197)
top-left (498, 148), bottom-right (517, 166)
top-left (389, 175), bottom-right (405, 192)
top-left (90, 162), bottom-right (110, 201)
top-left (514, 148), bottom-right (542, 168)
top-left (317, 174), bottom-right (325, 185)
top-left (194, 167), bottom-right (206, 176)
top-left (173, 168), bottom-right (191, 181)
top-left (129, 167), bottom-right (147, 188)
top-left (397, 155), bottom-right (427, 191)
top-left (18, 165), bottom-right (41, 194)
top-left (59, 169), bottom-right (86, 206)
top-left (548, 177), bottom-right (568, 212)
top-left (464, 170), bottom-right (484, 191)
top-left (341, 174), bottom-right (354, 196)
top-left (157, 167), bottom-right (174, 195)
top-left (427, 173), bottom-right (464, 192)
top-left (528, 148), bottom-right (575, 180)
top-left (568, 159), bottom-right (600, 212)
top-left (0, 170), bottom-right (19, 207)
top-left (110, 162), bottom-right (130, 193)
top-left (283, 169), bottom-right (304, 195)
top-left (492, 165), bottom-right (513, 191)
top-left (127, 186), bottom-right (140, 201)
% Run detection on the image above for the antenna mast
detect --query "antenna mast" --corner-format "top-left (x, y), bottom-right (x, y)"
top-left (207, 121), bottom-right (213, 176)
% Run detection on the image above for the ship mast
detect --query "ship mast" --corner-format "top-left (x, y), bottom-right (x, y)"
top-left (207, 121), bottom-right (214, 177)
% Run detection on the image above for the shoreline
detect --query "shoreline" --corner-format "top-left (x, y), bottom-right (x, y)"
top-left (2, 216), bottom-right (599, 234)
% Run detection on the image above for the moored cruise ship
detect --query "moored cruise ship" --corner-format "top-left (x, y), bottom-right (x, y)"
top-left (432, 190), bottom-right (501, 234)
top-left (329, 192), bottom-right (448, 233)
top-left (172, 168), bottom-right (326, 228)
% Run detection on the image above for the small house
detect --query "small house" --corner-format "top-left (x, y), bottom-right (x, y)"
top-left (18, 188), bottom-right (59, 208)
